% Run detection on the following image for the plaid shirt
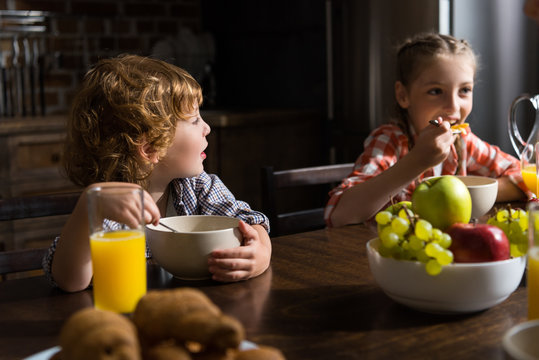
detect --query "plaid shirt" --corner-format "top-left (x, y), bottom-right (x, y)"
top-left (324, 124), bottom-right (530, 227)
top-left (42, 172), bottom-right (269, 286)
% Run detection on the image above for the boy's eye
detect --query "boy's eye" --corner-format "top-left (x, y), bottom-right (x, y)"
top-left (427, 88), bottom-right (442, 95)
top-left (191, 117), bottom-right (200, 124)
top-left (461, 87), bottom-right (473, 94)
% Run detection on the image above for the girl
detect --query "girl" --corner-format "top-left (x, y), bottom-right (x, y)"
top-left (325, 32), bottom-right (529, 228)
top-left (44, 55), bottom-right (271, 292)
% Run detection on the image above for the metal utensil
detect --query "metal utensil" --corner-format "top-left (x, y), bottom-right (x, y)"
top-left (158, 221), bottom-right (179, 233)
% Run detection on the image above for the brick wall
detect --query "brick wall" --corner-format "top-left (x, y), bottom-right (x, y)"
top-left (1, 0), bottom-right (202, 115)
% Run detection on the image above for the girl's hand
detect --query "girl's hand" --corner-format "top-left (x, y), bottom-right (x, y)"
top-left (412, 117), bottom-right (454, 168)
top-left (208, 221), bottom-right (271, 282)
top-left (87, 182), bottom-right (160, 228)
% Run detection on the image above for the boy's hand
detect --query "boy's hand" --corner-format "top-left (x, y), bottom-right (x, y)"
top-left (87, 182), bottom-right (160, 228)
top-left (208, 221), bottom-right (271, 282)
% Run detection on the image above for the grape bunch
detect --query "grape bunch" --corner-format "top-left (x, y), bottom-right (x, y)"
top-left (486, 207), bottom-right (528, 257)
top-left (374, 206), bottom-right (454, 276)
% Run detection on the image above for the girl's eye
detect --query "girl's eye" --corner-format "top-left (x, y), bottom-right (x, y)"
top-left (427, 88), bottom-right (442, 95)
top-left (460, 87), bottom-right (473, 94)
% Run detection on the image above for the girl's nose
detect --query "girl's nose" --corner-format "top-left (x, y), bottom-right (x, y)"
top-left (444, 92), bottom-right (459, 112)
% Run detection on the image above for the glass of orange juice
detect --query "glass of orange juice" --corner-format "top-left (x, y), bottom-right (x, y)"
top-left (87, 185), bottom-right (147, 313)
top-left (528, 201), bottom-right (539, 319)
top-left (522, 163), bottom-right (537, 196)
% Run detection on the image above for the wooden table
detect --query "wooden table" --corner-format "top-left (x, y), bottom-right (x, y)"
top-left (0, 224), bottom-right (528, 360)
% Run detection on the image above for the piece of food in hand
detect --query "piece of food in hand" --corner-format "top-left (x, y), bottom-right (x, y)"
top-left (54, 307), bottom-right (141, 360)
top-left (412, 175), bottom-right (472, 231)
top-left (447, 223), bottom-right (510, 263)
top-left (451, 123), bottom-right (469, 135)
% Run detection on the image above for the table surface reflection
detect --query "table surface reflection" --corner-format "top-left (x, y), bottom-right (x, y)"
top-left (0, 223), bottom-right (528, 360)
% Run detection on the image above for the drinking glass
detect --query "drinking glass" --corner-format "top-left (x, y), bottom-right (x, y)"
top-left (528, 201), bottom-right (539, 319)
top-left (87, 185), bottom-right (147, 313)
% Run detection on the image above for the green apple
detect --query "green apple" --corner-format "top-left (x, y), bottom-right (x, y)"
top-left (411, 176), bottom-right (472, 230)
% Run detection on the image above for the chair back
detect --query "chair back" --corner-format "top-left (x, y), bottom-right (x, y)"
top-left (0, 191), bottom-right (81, 279)
top-left (261, 163), bottom-right (354, 236)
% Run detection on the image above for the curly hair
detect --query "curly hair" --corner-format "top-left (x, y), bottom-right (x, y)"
top-left (63, 54), bottom-right (203, 188)
top-left (392, 32), bottom-right (478, 147)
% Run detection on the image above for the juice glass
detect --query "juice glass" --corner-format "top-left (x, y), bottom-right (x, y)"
top-left (522, 163), bottom-right (537, 196)
top-left (528, 201), bottom-right (539, 319)
top-left (87, 185), bottom-right (147, 313)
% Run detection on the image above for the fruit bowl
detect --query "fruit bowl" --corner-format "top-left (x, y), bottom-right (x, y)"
top-left (454, 175), bottom-right (498, 219)
top-left (367, 238), bottom-right (526, 314)
top-left (146, 215), bottom-right (241, 280)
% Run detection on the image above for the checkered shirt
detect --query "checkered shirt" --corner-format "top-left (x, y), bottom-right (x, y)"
top-left (324, 124), bottom-right (531, 227)
top-left (42, 172), bottom-right (269, 286)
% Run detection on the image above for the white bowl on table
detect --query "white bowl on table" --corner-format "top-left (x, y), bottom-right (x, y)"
top-left (146, 215), bottom-right (241, 280)
top-left (366, 238), bottom-right (526, 314)
top-left (454, 175), bottom-right (498, 219)
top-left (503, 320), bottom-right (539, 360)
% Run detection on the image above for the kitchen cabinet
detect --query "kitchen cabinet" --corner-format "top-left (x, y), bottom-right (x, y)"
top-left (0, 115), bottom-right (79, 251)
top-left (202, 108), bottom-right (326, 211)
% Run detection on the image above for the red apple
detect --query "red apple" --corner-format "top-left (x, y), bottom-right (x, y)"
top-left (447, 223), bottom-right (510, 263)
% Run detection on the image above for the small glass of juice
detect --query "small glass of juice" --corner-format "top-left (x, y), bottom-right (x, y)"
top-left (87, 185), bottom-right (147, 314)
top-left (528, 201), bottom-right (539, 319)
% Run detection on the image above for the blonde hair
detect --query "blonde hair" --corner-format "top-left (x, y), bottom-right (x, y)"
top-left (393, 33), bottom-right (477, 146)
top-left (64, 54), bottom-right (203, 188)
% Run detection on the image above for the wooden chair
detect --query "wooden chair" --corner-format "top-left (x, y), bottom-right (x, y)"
top-left (261, 163), bottom-right (354, 236)
top-left (0, 191), bottom-right (81, 279)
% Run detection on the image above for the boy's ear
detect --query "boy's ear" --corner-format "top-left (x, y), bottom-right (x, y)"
top-left (138, 142), bottom-right (159, 164)
top-left (395, 81), bottom-right (410, 109)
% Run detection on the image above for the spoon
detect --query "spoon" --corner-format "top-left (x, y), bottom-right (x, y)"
top-left (158, 221), bottom-right (179, 233)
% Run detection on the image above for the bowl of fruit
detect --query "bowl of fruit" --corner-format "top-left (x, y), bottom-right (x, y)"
top-left (368, 179), bottom-right (527, 314)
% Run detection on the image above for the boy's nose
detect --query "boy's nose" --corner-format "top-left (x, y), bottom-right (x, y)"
top-left (203, 120), bottom-right (211, 136)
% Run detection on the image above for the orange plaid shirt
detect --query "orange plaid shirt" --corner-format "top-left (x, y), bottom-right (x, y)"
top-left (324, 124), bottom-right (531, 227)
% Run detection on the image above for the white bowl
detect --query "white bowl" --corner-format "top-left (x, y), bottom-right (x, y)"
top-left (146, 215), bottom-right (241, 280)
top-left (367, 238), bottom-right (526, 314)
top-left (454, 175), bottom-right (498, 219)
top-left (503, 320), bottom-right (539, 360)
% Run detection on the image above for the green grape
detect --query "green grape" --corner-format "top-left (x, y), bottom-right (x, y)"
top-left (496, 209), bottom-right (509, 222)
top-left (409, 235), bottom-right (424, 251)
top-left (398, 207), bottom-right (413, 219)
top-left (519, 215), bottom-right (529, 232)
top-left (416, 249), bottom-right (431, 263)
top-left (437, 233), bottom-right (452, 249)
top-left (486, 206), bottom-right (528, 258)
top-left (391, 217), bottom-right (409, 235)
top-left (425, 242), bottom-right (443, 257)
top-left (436, 249), bottom-right (454, 266)
top-left (374, 207), bottom-right (454, 276)
top-left (380, 227), bottom-right (399, 248)
top-left (431, 228), bottom-right (443, 242)
top-left (375, 211), bottom-right (393, 225)
top-left (415, 219), bottom-right (433, 240)
top-left (425, 259), bottom-right (442, 276)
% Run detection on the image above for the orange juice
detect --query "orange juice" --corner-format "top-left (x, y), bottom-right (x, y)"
top-left (529, 247), bottom-right (539, 319)
top-left (522, 164), bottom-right (537, 195)
top-left (90, 229), bottom-right (147, 313)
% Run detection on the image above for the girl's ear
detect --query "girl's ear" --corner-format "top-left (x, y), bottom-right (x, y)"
top-left (395, 81), bottom-right (410, 109)
top-left (138, 141), bottom-right (159, 164)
